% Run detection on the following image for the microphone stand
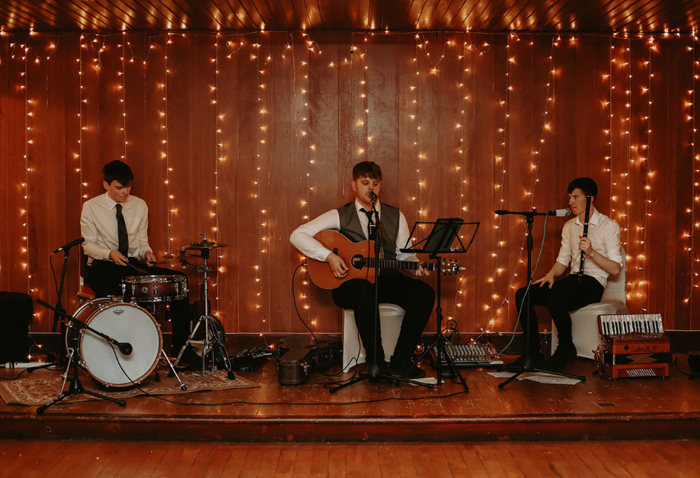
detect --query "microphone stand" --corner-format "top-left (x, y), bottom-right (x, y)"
top-left (496, 209), bottom-right (586, 390)
top-left (34, 299), bottom-right (127, 414)
top-left (52, 248), bottom-right (71, 333)
top-left (28, 244), bottom-right (79, 373)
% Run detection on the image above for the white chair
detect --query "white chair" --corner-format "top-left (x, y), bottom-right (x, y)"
top-left (551, 247), bottom-right (628, 359)
top-left (342, 304), bottom-right (405, 371)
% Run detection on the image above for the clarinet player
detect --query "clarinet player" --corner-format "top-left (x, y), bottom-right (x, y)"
top-left (509, 178), bottom-right (623, 373)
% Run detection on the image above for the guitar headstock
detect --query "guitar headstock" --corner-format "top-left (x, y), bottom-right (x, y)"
top-left (441, 259), bottom-right (466, 275)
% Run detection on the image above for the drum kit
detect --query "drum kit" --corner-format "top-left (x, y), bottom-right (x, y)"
top-left (36, 233), bottom-right (232, 414)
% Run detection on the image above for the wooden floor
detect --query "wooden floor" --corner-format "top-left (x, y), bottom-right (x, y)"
top-left (2, 440), bottom-right (700, 477)
top-left (1, 352), bottom-right (699, 442)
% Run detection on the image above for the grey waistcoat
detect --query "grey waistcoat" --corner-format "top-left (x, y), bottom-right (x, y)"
top-left (337, 202), bottom-right (400, 261)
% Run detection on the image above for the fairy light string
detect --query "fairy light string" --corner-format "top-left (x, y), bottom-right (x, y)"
top-left (255, 31), bottom-right (268, 336)
top-left (22, 33), bottom-right (31, 293)
top-left (639, 36), bottom-right (654, 312)
top-left (453, 33), bottom-right (470, 323)
top-left (687, 33), bottom-right (699, 312)
top-left (301, 32), bottom-right (313, 327)
top-left (5, 30), bottom-right (700, 333)
top-left (214, 32), bottom-right (221, 319)
top-left (484, 32), bottom-right (512, 327)
top-left (164, 33), bottom-right (172, 260)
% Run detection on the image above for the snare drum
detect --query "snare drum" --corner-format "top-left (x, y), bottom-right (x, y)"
top-left (67, 299), bottom-right (162, 388)
top-left (122, 275), bottom-right (188, 303)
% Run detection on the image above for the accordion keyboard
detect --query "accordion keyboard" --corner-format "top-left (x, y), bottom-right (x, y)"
top-left (598, 313), bottom-right (664, 337)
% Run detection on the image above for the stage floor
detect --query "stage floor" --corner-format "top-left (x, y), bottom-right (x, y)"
top-left (1, 353), bottom-right (699, 443)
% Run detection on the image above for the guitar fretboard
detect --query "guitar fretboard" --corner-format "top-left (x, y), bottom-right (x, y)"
top-left (364, 258), bottom-right (431, 271)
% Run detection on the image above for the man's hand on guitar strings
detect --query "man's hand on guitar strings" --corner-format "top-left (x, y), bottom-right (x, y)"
top-left (326, 253), bottom-right (349, 278)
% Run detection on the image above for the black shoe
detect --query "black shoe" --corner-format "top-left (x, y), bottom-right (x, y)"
top-left (541, 345), bottom-right (577, 372)
top-left (390, 357), bottom-right (427, 379)
top-left (503, 353), bottom-right (544, 371)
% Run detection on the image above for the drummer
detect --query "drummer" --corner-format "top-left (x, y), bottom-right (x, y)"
top-left (80, 160), bottom-right (192, 359)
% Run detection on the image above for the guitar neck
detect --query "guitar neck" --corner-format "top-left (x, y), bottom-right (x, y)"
top-left (365, 257), bottom-right (432, 272)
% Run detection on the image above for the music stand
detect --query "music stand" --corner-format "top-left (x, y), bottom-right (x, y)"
top-left (402, 218), bottom-right (479, 391)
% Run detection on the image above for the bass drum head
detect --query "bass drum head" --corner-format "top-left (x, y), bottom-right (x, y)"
top-left (79, 302), bottom-right (162, 388)
top-left (65, 297), bottom-right (113, 354)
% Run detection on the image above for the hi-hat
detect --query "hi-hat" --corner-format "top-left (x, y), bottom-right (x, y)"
top-left (181, 241), bottom-right (228, 251)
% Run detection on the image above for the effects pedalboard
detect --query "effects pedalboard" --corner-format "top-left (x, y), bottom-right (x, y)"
top-left (431, 341), bottom-right (503, 369)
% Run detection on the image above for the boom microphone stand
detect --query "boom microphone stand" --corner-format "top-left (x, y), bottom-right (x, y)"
top-left (28, 239), bottom-right (84, 373)
top-left (51, 238), bottom-right (84, 333)
top-left (35, 299), bottom-right (127, 414)
top-left (495, 209), bottom-right (586, 389)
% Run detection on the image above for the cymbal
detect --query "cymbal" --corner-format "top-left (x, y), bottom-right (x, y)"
top-left (182, 241), bottom-right (228, 251)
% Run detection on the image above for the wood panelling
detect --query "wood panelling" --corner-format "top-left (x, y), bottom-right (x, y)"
top-left (1, 31), bottom-right (699, 334)
top-left (2, 1), bottom-right (700, 33)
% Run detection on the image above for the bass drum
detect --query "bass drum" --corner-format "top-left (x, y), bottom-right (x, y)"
top-left (68, 299), bottom-right (162, 388)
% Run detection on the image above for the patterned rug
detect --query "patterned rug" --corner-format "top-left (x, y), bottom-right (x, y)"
top-left (0, 367), bottom-right (258, 406)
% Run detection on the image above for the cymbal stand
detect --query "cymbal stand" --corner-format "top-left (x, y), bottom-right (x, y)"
top-left (175, 236), bottom-right (235, 379)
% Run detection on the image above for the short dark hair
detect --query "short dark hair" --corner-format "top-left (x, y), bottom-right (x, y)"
top-left (103, 160), bottom-right (134, 186)
top-left (567, 177), bottom-right (598, 201)
top-left (352, 161), bottom-right (382, 180)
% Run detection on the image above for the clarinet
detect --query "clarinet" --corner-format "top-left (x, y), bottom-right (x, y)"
top-left (578, 195), bottom-right (592, 285)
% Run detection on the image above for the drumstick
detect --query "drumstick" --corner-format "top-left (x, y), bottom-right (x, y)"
top-left (127, 262), bottom-right (149, 275)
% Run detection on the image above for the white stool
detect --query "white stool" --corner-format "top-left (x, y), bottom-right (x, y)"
top-left (342, 304), bottom-right (405, 371)
top-left (552, 246), bottom-right (628, 359)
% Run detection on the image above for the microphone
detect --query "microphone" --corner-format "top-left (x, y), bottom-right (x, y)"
top-left (53, 237), bottom-right (85, 254)
top-left (368, 189), bottom-right (378, 203)
top-left (117, 342), bottom-right (133, 356)
top-left (547, 208), bottom-right (572, 217)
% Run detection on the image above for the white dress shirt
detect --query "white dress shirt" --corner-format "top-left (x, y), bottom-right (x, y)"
top-left (290, 200), bottom-right (418, 262)
top-left (81, 193), bottom-right (153, 264)
top-left (555, 209), bottom-right (622, 287)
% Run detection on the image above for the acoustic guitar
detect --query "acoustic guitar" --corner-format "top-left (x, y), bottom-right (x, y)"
top-left (307, 230), bottom-right (464, 289)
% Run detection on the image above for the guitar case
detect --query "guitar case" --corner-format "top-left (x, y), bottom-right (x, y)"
top-left (277, 335), bottom-right (342, 385)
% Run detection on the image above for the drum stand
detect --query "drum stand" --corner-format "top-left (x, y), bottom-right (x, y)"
top-left (140, 303), bottom-right (187, 389)
top-left (35, 299), bottom-right (126, 414)
top-left (157, 348), bottom-right (187, 390)
top-left (174, 242), bottom-right (235, 379)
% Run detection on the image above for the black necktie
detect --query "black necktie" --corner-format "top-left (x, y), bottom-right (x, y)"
top-left (116, 204), bottom-right (129, 256)
top-left (360, 208), bottom-right (374, 236)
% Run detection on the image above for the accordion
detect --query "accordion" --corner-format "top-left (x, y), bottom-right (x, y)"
top-left (594, 314), bottom-right (670, 379)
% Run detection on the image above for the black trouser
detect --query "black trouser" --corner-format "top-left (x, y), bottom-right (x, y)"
top-left (332, 273), bottom-right (435, 363)
top-left (85, 258), bottom-right (191, 354)
top-left (514, 274), bottom-right (604, 355)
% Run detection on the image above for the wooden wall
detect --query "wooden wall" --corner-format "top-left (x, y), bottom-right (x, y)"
top-left (1, 31), bottom-right (698, 335)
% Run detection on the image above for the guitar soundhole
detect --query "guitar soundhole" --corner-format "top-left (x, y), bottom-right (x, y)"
top-left (350, 255), bottom-right (365, 270)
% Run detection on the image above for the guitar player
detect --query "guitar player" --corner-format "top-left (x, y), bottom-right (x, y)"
top-left (289, 161), bottom-right (435, 379)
